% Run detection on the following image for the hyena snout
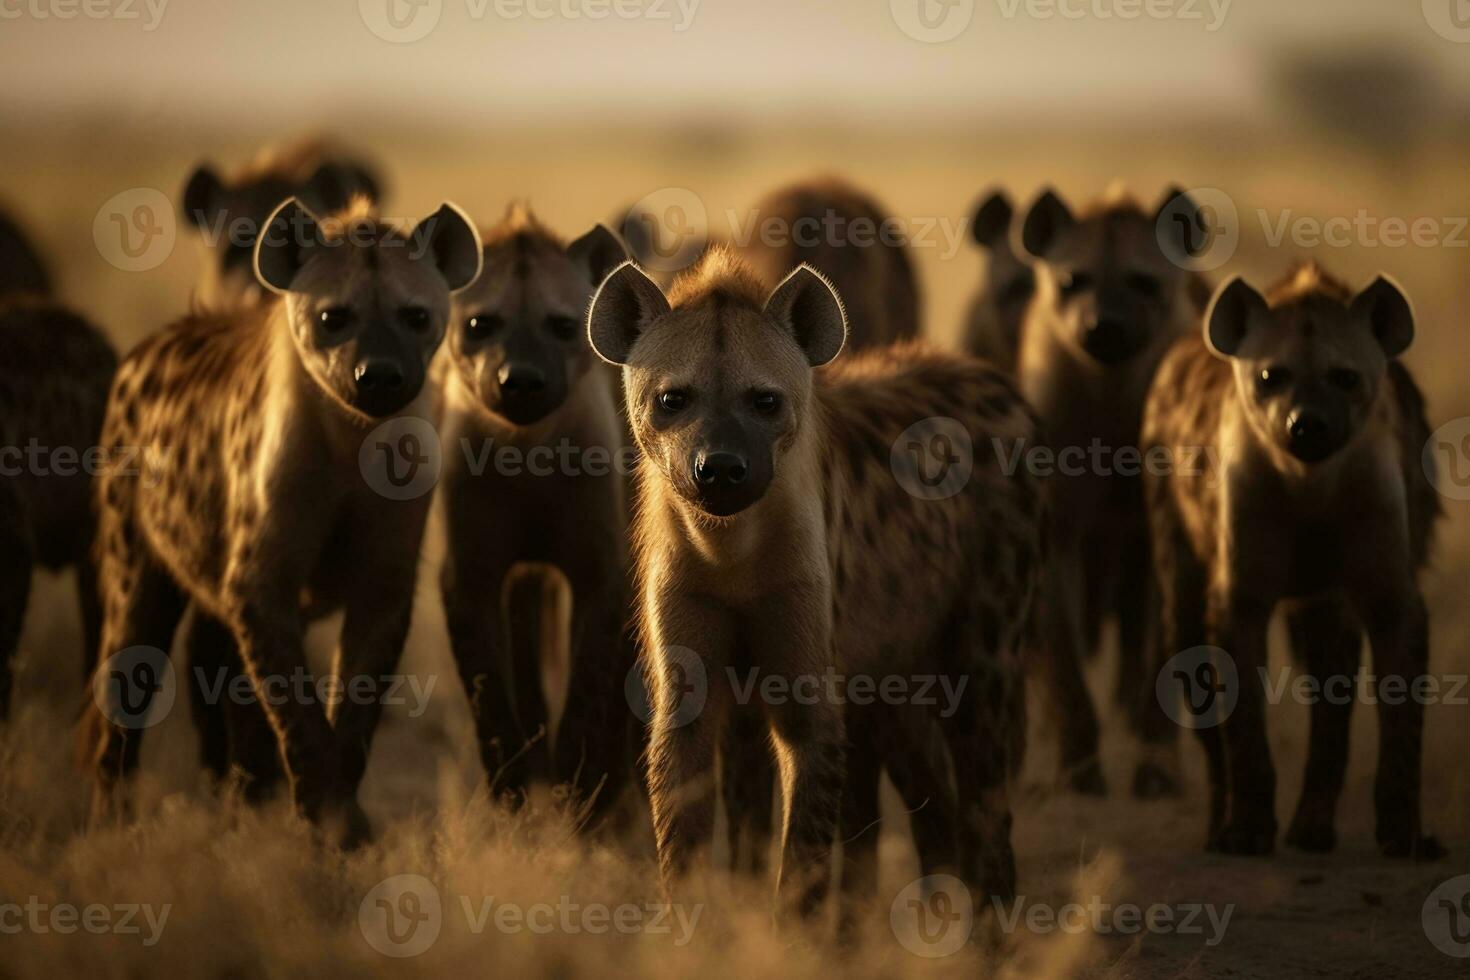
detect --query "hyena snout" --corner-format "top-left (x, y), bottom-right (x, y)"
top-left (350, 334), bottom-right (425, 417)
top-left (1284, 403), bottom-right (1343, 463)
top-left (1080, 291), bottom-right (1151, 365)
top-left (687, 422), bottom-right (772, 517)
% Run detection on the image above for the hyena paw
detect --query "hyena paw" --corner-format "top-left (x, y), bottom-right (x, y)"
top-left (1131, 761), bottom-right (1181, 800)
top-left (1378, 831), bottom-right (1445, 862)
top-left (1284, 812), bottom-right (1336, 854)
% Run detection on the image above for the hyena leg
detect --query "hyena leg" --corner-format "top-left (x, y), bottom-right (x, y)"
top-left (721, 704), bottom-right (775, 876)
top-left (505, 570), bottom-right (551, 784)
top-left (766, 693), bottom-right (845, 918)
top-left (1282, 597), bottom-right (1359, 854)
top-left (884, 709), bottom-right (958, 882)
top-left (1037, 540), bottom-right (1104, 795)
top-left (1358, 588), bottom-right (1440, 859)
top-left (0, 517), bottom-right (32, 724)
top-left (837, 713), bottom-right (882, 938)
top-left (333, 582), bottom-right (418, 798)
top-left (1205, 589), bottom-right (1276, 855)
top-left (186, 608), bottom-right (283, 799)
top-left (943, 653), bottom-right (1018, 906)
top-left (1120, 557), bottom-right (1180, 799)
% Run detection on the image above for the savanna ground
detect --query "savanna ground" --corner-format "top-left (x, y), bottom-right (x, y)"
top-left (1, 117), bottom-right (1468, 977)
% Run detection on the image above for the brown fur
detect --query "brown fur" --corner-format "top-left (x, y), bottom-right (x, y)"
top-left (1143, 261), bottom-right (1441, 858)
top-left (961, 189), bottom-right (1034, 371)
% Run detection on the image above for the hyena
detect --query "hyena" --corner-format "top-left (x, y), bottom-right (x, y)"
top-left (181, 137), bottom-right (381, 305)
top-left (439, 204), bottom-right (633, 821)
top-left (1014, 185), bottom-right (1211, 796)
top-left (1143, 263), bottom-right (1441, 858)
top-left (81, 197), bottom-right (481, 843)
top-left (0, 209), bottom-right (52, 298)
top-left (0, 297), bottom-right (117, 719)
top-left (961, 189), bottom-right (1035, 371)
top-left (587, 247), bottom-right (1042, 915)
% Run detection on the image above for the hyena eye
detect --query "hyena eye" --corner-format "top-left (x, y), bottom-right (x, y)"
top-left (465, 313), bottom-right (504, 340)
top-left (1257, 366), bottom-right (1292, 393)
top-left (319, 307), bottom-right (354, 333)
top-left (657, 390), bottom-right (689, 413)
top-left (752, 391), bottom-right (781, 415)
top-left (1327, 367), bottom-right (1361, 392)
top-left (400, 306), bottom-right (432, 334)
top-left (546, 315), bottom-right (580, 341)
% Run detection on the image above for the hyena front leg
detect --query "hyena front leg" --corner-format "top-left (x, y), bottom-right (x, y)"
top-left (721, 705), bottom-right (776, 876)
top-left (1205, 587), bottom-right (1276, 855)
top-left (1037, 537), bottom-right (1104, 794)
top-left (1282, 596), bottom-right (1359, 854)
top-left (837, 712), bottom-right (882, 938)
top-left (186, 608), bottom-right (284, 799)
top-left (0, 490), bottom-right (32, 722)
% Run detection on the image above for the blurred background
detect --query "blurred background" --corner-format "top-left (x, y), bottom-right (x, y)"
top-left (3, 1), bottom-right (1470, 976)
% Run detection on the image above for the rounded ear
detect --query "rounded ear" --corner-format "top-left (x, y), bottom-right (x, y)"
top-left (764, 264), bottom-right (848, 367)
top-left (1017, 188), bottom-right (1074, 260)
top-left (567, 224), bottom-right (629, 286)
top-left (1204, 276), bottom-right (1268, 359)
top-left (1155, 186), bottom-right (1207, 259)
top-left (181, 164), bottom-right (224, 232)
top-left (413, 202), bottom-right (482, 292)
top-left (586, 260), bottom-right (671, 365)
top-left (1351, 274), bottom-right (1414, 359)
top-left (254, 198), bottom-right (323, 294)
top-left (970, 190), bottom-right (1014, 247)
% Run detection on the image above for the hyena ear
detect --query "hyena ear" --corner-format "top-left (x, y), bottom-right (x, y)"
top-left (1017, 188), bottom-right (1074, 259)
top-left (254, 197), bottom-right (324, 294)
top-left (181, 164), bottom-right (225, 232)
top-left (1154, 186), bottom-right (1207, 260)
top-left (414, 203), bottom-right (483, 292)
top-left (567, 224), bottom-right (629, 286)
top-left (586, 260), bottom-right (671, 365)
top-left (970, 189), bottom-right (1014, 248)
top-left (1351, 275), bottom-right (1415, 358)
top-left (1204, 276), bottom-right (1269, 358)
top-left (765, 264), bottom-right (848, 367)
top-left (302, 160), bottom-right (382, 214)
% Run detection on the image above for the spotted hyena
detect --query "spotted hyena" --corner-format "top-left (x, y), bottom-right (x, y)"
top-left (961, 189), bottom-right (1035, 371)
top-left (181, 137), bottom-right (382, 305)
top-left (1143, 262), bottom-right (1442, 858)
top-left (80, 197), bottom-right (481, 844)
top-left (439, 204), bottom-right (634, 822)
top-left (1014, 185), bottom-right (1212, 796)
top-left (0, 297), bottom-right (117, 720)
top-left (587, 247), bottom-right (1041, 917)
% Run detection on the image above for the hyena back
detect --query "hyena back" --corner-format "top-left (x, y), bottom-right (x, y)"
top-left (1144, 262), bottom-right (1441, 858)
top-left (588, 247), bottom-right (1042, 917)
top-left (439, 204), bottom-right (635, 823)
top-left (81, 197), bottom-right (481, 844)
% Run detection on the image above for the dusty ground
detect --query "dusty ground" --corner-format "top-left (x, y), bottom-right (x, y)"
top-left (0, 118), bottom-right (1467, 977)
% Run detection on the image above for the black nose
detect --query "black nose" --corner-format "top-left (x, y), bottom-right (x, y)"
top-left (1082, 317), bottom-right (1136, 364)
top-left (695, 451), bottom-right (748, 487)
top-left (1286, 409), bottom-right (1335, 462)
top-left (354, 359), bottom-right (405, 392)
top-left (498, 363), bottom-right (547, 398)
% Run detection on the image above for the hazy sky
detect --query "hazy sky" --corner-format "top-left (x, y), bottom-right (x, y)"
top-left (1, 0), bottom-right (1465, 126)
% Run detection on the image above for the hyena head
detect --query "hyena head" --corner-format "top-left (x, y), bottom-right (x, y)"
top-left (255, 197), bottom-right (482, 419)
top-left (1205, 263), bottom-right (1414, 464)
top-left (449, 206), bottom-right (627, 426)
top-left (1017, 186), bottom-right (1204, 366)
top-left (970, 189), bottom-right (1034, 333)
top-left (587, 247), bottom-right (846, 518)
top-left (182, 146), bottom-right (381, 302)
